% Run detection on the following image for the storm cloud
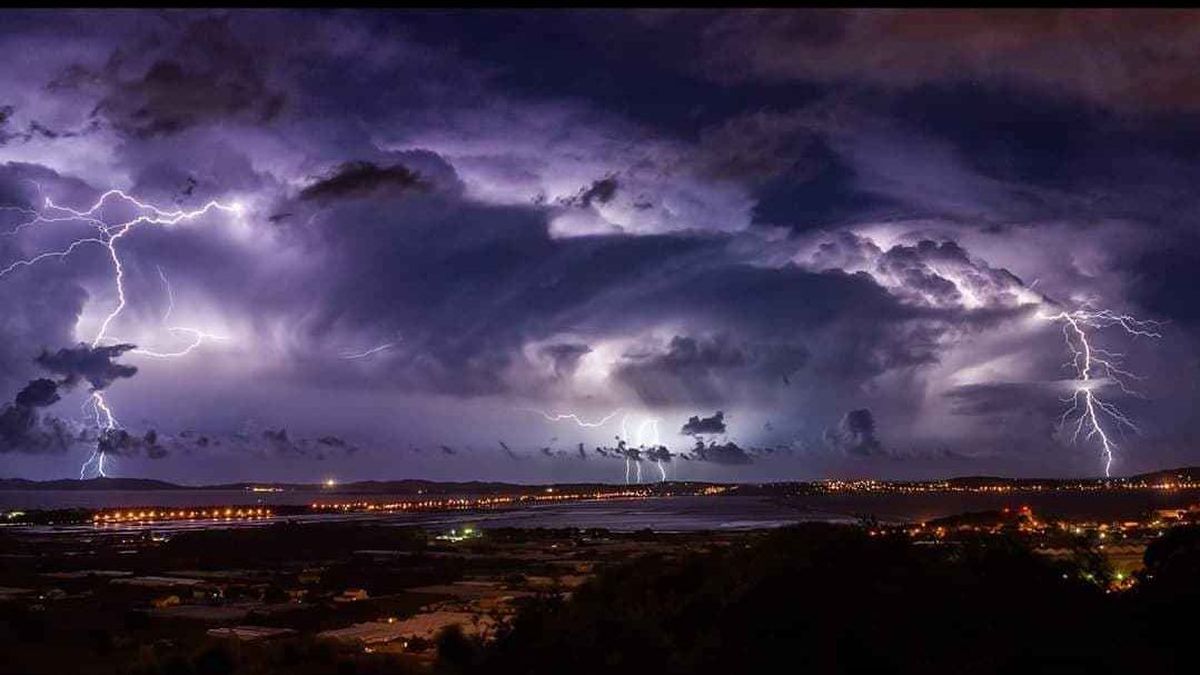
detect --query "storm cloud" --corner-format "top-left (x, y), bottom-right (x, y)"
top-left (687, 440), bottom-right (753, 466)
top-left (52, 15), bottom-right (286, 138)
top-left (0, 378), bottom-right (74, 455)
top-left (98, 428), bottom-right (167, 460)
top-left (681, 411), bottom-right (728, 437)
top-left (299, 161), bottom-right (424, 202)
top-left (825, 409), bottom-right (883, 458)
top-left (35, 343), bottom-right (138, 391)
top-left (1, 10), bottom-right (1198, 481)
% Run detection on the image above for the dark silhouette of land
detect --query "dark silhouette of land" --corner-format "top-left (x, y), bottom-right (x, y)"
top-left (5, 464), bottom-right (1200, 492)
top-left (455, 524), bottom-right (1200, 675)
top-left (6, 470), bottom-right (1200, 674)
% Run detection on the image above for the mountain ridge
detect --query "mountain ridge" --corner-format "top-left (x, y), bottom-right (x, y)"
top-left (3, 467), bottom-right (1200, 492)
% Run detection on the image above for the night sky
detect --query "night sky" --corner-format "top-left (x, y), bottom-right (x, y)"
top-left (2, 9), bottom-right (1199, 483)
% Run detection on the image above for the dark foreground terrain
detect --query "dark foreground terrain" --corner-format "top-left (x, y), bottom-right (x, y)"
top-left (3, 519), bottom-right (1200, 674)
top-left (471, 524), bottom-right (1200, 675)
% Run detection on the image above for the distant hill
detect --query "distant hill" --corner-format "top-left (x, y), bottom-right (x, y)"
top-left (0, 476), bottom-right (682, 494)
top-left (3, 468), bottom-right (1200, 492)
top-left (1126, 467), bottom-right (1200, 485)
top-left (0, 477), bottom-right (183, 491)
top-left (906, 468), bottom-right (1200, 488)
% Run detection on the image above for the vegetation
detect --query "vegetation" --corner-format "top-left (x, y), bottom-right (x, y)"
top-left (457, 523), bottom-right (1200, 674)
top-left (7, 523), bottom-right (1200, 673)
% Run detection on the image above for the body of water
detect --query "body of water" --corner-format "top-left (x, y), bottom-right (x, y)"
top-left (3, 489), bottom-right (1200, 533)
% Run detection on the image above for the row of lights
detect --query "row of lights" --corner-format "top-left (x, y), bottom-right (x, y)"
top-left (93, 507), bottom-right (274, 524)
top-left (818, 479), bottom-right (1200, 494)
top-left (311, 488), bottom-right (656, 513)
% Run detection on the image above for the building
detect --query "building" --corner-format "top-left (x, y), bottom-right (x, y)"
top-left (335, 588), bottom-right (369, 603)
top-left (151, 594), bottom-right (181, 609)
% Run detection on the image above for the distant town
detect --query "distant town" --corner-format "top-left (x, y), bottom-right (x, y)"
top-left (5, 467), bottom-right (1200, 673)
top-left (5, 464), bottom-right (1200, 497)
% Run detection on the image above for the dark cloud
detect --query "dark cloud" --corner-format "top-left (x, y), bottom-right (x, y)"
top-left (0, 105), bottom-right (16, 144)
top-left (89, 425), bottom-right (359, 463)
top-left (559, 175), bottom-right (619, 208)
top-left (611, 440), bottom-right (640, 462)
top-left (825, 408), bottom-right (882, 457)
top-left (52, 16), bottom-right (286, 138)
top-left (299, 161), bottom-right (424, 202)
top-left (263, 427), bottom-right (290, 449)
top-left (3, 342), bottom-right (138, 457)
top-left (1121, 237), bottom-right (1200, 329)
top-left (946, 382), bottom-right (1061, 419)
top-left (498, 440), bottom-right (522, 460)
top-left (644, 445), bottom-right (672, 463)
top-left (0, 105), bottom-right (98, 146)
top-left (238, 428), bottom-right (357, 460)
top-left (943, 382), bottom-right (1064, 452)
top-left (35, 343), bottom-right (138, 391)
top-left (686, 9), bottom-right (1200, 112)
top-left (615, 336), bottom-right (808, 407)
top-left (540, 343), bottom-right (591, 379)
top-left (0, 380), bottom-right (72, 455)
top-left (98, 428), bottom-right (167, 459)
top-left (680, 411), bottom-right (727, 436)
top-left (695, 109), bottom-right (827, 183)
top-left (687, 439), bottom-right (752, 465)
top-left (14, 379), bottom-right (60, 408)
top-left (318, 435), bottom-right (350, 449)
top-left (0, 405), bottom-right (72, 455)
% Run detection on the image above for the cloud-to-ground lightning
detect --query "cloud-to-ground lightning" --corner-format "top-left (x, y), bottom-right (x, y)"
top-left (1040, 306), bottom-right (1163, 477)
top-left (617, 413), bottom-right (664, 483)
top-left (525, 407), bottom-right (641, 481)
top-left (619, 414), bottom-right (637, 484)
top-left (1, 190), bottom-right (240, 478)
top-left (631, 417), bottom-right (666, 482)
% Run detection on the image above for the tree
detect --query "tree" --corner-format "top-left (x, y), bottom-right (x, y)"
top-left (435, 624), bottom-right (483, 675)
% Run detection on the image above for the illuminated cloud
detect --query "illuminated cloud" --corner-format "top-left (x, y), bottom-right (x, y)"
top-left (0, 9), bottom-right (1197, 481)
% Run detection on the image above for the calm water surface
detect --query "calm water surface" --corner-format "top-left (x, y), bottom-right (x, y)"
top-left (4, 488), bottom-right (1200, 533)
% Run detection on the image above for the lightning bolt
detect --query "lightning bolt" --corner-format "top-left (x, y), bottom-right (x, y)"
top-left (99, 268), bottom-right (230, 358)
top-left (1, 190), bottom-right (241, 478)
top-left (340, 342), bottom-right (397, 360)
top-left (617, 413), bottom-right (664, 484)
top-left (619, 414), bottom-right (636, 484)
top-left (528, 408), bottom-right (620, 428)
top-left (156, 264), bottom-right (174, 322)
top-left (633, 417), bottom-right (667, 483)
top-left (1041, 307), bottom-right (1163, 477)
top-left (104, 326), bottom-right (231, 358)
